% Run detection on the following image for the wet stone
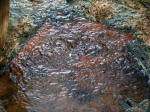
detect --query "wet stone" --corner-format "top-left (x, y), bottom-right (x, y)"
top-left (0, 20), bottom-right (148, 112)
top-left (119, 98), bottom-right (150, 112)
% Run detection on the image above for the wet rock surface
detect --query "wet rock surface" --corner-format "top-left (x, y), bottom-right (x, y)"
top-left (0, 20), bottom-right (148, 112)
top-left (1, 0), bottom-right (150, 112)
top-left (0, 0), bottom-right (85, 64)
top-left (119, 98), bottom-right (150, 112)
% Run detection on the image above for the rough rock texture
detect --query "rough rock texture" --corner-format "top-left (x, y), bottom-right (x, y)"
top-left (0, 20), bottom-right (148, 112)
top-left (0, 0), bottom-right (150, 111)
top-left (87, 0), bottom-right (150, 45)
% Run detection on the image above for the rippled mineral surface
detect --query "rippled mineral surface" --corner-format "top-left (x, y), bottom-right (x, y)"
top-left (0, 0), bottom-right (150, 112)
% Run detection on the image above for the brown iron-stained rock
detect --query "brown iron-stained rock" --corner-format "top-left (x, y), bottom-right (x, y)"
top-left (1, 20), bottom-right (147, 112)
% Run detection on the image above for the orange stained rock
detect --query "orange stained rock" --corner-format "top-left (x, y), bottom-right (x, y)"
top-left (0, 20), bottom-right (143, 112)
top-left (30, 0), bottom-right (45, 2)
top-left (75, 53), bottom-right (124, 68)
top-left (0, 74), bottom-right (12, 97)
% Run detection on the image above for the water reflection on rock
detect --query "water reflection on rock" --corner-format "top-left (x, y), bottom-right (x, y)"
top-left (0, 20), bottom-right (148, 112)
